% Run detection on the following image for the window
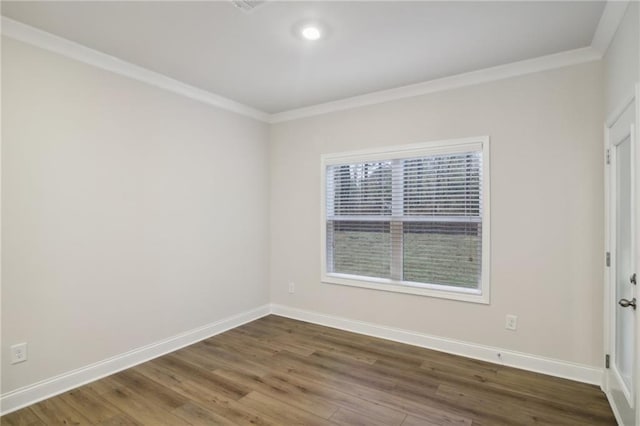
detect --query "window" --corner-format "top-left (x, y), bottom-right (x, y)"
top-left (321, 137), bottom-right (490, 303)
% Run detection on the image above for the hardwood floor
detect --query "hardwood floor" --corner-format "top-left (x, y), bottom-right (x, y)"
top-left (1, 315), bottom-right (616, 425)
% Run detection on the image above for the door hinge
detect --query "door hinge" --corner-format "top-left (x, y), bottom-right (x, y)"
top-left (605, 354), bottom-right (610, 369)
top-left (606, 149), bottom-right (610, 165)
top-left (606, 252), bottom-right (610, 267)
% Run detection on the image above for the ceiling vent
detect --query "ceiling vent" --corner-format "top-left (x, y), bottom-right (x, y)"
top-left (231, 0), bottom-right (267, 13)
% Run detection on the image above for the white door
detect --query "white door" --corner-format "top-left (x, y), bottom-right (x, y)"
top-left (606, 94), bottom-right (637, 425)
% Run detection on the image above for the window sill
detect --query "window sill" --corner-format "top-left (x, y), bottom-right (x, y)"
top-left (321, 273), bottom-right (490, 304)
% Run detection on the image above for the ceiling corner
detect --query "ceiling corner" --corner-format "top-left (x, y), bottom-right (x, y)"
top-left (591, 0), bottom-right (630, 55)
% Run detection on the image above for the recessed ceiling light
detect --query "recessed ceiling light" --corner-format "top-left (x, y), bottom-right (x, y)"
top-left (301, 25), bottom-right (322, 41)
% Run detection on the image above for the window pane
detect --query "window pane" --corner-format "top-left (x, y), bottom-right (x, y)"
top-left (403, 222), bottom-right (481, 288)
top-left (328, 220), bottom-right (391, 278)
top-left (324, 142), bottom-right (486, 296)
top-left (327, 162), bottom-right (392, 216)
top-left (403, 152), bottom-right (481, 217)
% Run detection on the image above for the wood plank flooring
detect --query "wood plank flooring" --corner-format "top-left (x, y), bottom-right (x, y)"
top-left (1, 315), bottom-right (616, 425)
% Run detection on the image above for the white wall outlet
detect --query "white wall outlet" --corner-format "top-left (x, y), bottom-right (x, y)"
top-left (288, 282), bottom-right (295, 294)
top-left (10, 343), bottom-right (28, 364)
top-left (505, 314), bottom-right (518, 331)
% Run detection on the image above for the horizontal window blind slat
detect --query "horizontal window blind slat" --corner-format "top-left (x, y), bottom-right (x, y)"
top-left (327, 216), bottom-right (481, 222)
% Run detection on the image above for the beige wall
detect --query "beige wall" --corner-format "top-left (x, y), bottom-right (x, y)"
top-left (270, 62), bottom-right (604, 366)
top-left (1, 37), bottom-right (270, 393)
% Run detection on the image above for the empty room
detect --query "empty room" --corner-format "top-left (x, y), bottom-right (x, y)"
top-left (1, 0), bottom-right (639, 425)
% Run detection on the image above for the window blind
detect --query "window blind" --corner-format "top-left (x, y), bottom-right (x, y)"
top-left (326, 150), bottom-right (483, 289)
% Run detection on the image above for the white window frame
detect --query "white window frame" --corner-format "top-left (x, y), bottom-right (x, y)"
top-left (320, 136), bottom-right (491, 304)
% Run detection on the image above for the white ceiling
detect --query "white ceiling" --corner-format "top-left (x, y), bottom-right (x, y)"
top-left (2, 1), bottom-right (606, 114)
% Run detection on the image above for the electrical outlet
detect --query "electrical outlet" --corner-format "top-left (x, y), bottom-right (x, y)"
top-left (505, 315), bottom-right (518, 331)
top-left (11, 343), bottom-right (27, 364)
top-left (288, 282), bottom-right (295, 294)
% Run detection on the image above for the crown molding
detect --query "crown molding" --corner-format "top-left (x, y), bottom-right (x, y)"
top-left (2, 3), bottom-right (621, 126)
top-left (1, 17), bottom-right (270, 123)
top-left (269, 46), bottom-right (602, 123)
top-left (591, 0), bottom-right (630, 55)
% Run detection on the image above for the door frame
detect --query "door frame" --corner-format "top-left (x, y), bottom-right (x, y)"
top-left (603, 84), bottom-right (640, 425)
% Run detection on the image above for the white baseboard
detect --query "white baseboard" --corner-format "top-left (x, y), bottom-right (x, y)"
top-left (270, 304), bottom-right (603, 386)
top-left (604, 389), bottom-right (625, 426)
top-left (1, 303), bottom-right (604, 416)
top-left (0, 304), bottom-right (271, 416)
